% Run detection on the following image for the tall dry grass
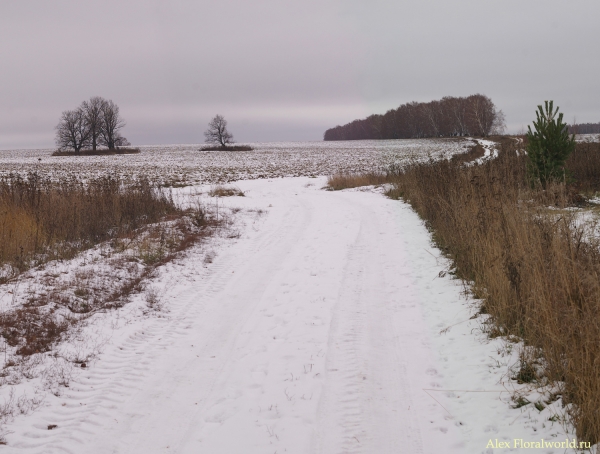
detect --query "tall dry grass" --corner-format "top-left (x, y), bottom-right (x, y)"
top-left (566, 140), bottom-right (600, 195)
top-left (0, 173), bottom-right (216, 358)
top-left (0, 173), bottom-right (179, 278)
top-left (326, 172), bottom-right (390, 191)
top-left (387, 137), bottom-right (600, 442)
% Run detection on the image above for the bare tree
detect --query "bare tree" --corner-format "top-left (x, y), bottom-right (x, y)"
top-left (55, 108), bottom-right (91, 153)
top-left (491, 109), bottom-right (507, 135)
top-left (467, 94), bottom-right (496, 137)
top-left (204, 115), bottom-right (233, 147)
top-left (99, 99), bottom-right (127, 149)
top-left (81, 96), bottom-right (104, 151)
top-left (423, 100), bottom-right (442, 137)
top-left (448, 96), bottom-right (469, 136)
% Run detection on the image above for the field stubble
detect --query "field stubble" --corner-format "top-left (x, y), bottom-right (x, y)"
top-left (0, 139), bottom-right (475, 187)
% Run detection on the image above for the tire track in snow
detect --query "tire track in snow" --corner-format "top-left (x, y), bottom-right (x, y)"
top-left (314, 196), bottom-right (424, 454)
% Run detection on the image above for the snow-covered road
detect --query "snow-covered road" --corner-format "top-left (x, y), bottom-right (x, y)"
top-left (6, 177), bottom-right (572, 453)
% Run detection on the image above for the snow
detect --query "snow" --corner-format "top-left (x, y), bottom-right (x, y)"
top-left (1, 176), bottom-right (584, 453)
top-left (575, 134), bottom-right (600, 143)
top-left (0, 139), bottom-right (475, 185)
top-left (469, 139), bottom-right (499, 165)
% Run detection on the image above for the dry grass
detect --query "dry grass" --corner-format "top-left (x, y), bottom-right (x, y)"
top-left (326, 172), bottom-right (391, 191)
top-left (384, 137), bottom-right (600, 443)
top-left (0, 203), bottom-right (216, 359)
top-left (0, 171), bottom-right (232, 438)
top-left (0, 173), bottom-right (223, 362)
top-left (208, 184), bottom-right (245, 197)
top-left (0, 173), bottom-right (177, 279)
top-left (565, 140), bottom-right (600, 195)
top-left (325, 141), bottom-right (489, 191)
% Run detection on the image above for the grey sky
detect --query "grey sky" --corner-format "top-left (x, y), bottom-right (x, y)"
top-left (1, 0), bottom-right (599, 149)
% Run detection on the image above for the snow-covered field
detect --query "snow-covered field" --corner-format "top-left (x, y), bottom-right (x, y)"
top-left (0, 139), bottom-right (473, 185)
top-left (0, 141), bottom-right (590, 453)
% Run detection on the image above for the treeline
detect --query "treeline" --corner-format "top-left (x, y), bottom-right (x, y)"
top-left (568, 123), bottom-right (600, 134)
top-left (55, 96), bottom-right (130, 153)
top-left (324, 94), bottom-right (505, 141)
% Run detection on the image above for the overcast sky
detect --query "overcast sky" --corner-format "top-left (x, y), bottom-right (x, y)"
top-left (1, 0), bottom-right (599, 149)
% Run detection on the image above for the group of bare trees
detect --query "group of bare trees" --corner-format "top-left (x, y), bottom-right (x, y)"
top-left (568, 123), bottom-right (600, 134)
top-left (55, 97), bottom-right (129, 152)
top-left (324, 94), bottom-right (506, 141)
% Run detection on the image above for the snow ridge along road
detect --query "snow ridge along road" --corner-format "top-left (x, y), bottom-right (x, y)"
top-left (7, 177), bottom-right (530, 453)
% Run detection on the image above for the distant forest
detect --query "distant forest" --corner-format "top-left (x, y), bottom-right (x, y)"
top-left (568, 123), bottom-right (600, 134)
top-left (323, 94), bottom-right (505, 141)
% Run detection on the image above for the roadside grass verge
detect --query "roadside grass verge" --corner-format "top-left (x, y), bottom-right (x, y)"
top-left (565, 141), bottom-right (600, 195)
top-left (0, 172), bottom-right (225, 379)
top-left (325, 140), bottom-right (489, 191)
top-left (377, 137), bottom-right (600, 443)
top-left (0, 173), bottom-right (177, 280)
top-left (1, 209), bottom-right (216, 356)
top-left (0, 173), bottom-right (235, 440)
top-left (326, 172), bottom-right (391, 191)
